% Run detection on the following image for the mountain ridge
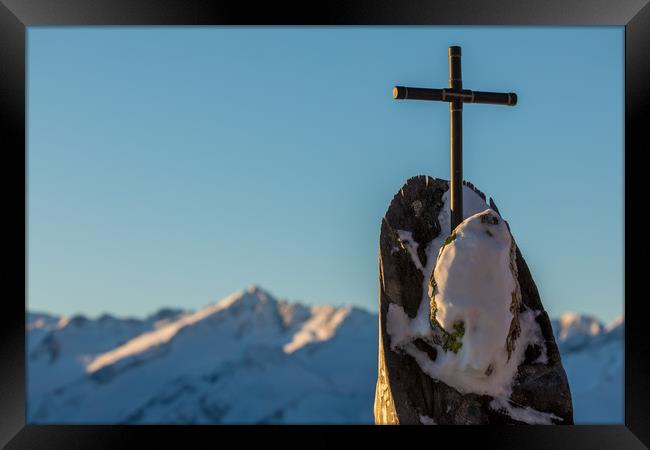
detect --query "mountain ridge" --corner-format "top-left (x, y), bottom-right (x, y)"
top-left (27, 285), bottom-right (622, 424)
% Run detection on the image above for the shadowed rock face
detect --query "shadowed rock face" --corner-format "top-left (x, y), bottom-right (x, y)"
top-left (374, 175), bottom-right (573, 425)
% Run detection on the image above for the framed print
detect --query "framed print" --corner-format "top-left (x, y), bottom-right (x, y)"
top-left (1, 0), bottom-right (648, 448)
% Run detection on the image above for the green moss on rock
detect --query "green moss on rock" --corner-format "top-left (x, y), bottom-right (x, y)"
top-left (427, 230), bottom-right (465, 353)
top-left (443, 321), bottom-right (465, 353)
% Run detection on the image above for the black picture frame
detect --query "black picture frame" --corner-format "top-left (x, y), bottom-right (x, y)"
top-left (1, 0), bottom-right (647, 448)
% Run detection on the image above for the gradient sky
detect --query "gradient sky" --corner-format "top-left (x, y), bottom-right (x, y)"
top-left (27, 27), bottom-right (623, 324)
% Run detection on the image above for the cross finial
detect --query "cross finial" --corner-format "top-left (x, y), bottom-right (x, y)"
top-left (393, 46), bottom-right (517, 233)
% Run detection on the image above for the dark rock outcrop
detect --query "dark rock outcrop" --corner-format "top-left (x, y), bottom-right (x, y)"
top-left (374, 175), bottom-right (573, 425)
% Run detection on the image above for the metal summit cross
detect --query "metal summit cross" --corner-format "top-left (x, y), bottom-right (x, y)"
top-left (393, 46), bottom-right (518, 232)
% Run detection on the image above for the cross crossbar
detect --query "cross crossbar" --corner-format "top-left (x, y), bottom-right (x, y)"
top-left (392, 87), bottom-right (517, 106)
top-left (393, 46), bottom-right (517, 232)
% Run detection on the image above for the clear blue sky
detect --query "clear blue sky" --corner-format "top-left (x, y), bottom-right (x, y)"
top-left (27, 27), bottom-right (623, 324)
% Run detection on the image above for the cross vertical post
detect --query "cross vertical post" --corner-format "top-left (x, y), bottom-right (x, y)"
top-left (448, 46), bottom-right (463, 231)
top-left (392, 45), bottom-right (517, 233)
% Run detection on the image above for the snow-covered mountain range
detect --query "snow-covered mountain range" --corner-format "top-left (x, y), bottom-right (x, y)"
top-left (550, 313), bottom-right (624, 423)
top-left (27, 286), bottom-right (623, 424)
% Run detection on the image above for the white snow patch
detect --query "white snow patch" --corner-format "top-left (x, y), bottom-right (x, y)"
top-left (386, 303), bottom-right (414, 347)
top-left (392, 308), bottom-right (542, 399)
top-left (432, 208), bottom-right (514, 375)
top-left (419, 414), bottom-right (436, 425)
top-left (489, 397), bottom-right (562, 425)
top-left (395, 230), bottom-right (423, 271)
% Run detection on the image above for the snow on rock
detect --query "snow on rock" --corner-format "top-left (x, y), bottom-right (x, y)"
top-left (375, 177), bottom-right (574, 425)
top-left (431, 209), bottom-right (516, 375)
top-left (395, 230), bottom-right (424, 271)
top-left (489, 397), bottom-right (562, 425)
top-left (389, 186), bottom-right (497, 344)
top-left (386, 187), bottom-right (546, 401)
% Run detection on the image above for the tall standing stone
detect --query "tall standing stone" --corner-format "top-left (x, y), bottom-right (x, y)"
top-left (374, 175), bottom-right (573, 425)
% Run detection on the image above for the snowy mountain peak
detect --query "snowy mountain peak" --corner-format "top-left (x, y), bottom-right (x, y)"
top-left (214, 285), bottom-right (278, 311)
top-left (83, 287), bottom-right (354, 376)
top-left (554, 312), bottom-right (604, 340)
top-left (551, 312), bottom-right (623, 355)
top-left (246, 284), bottom-right (273, 298)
